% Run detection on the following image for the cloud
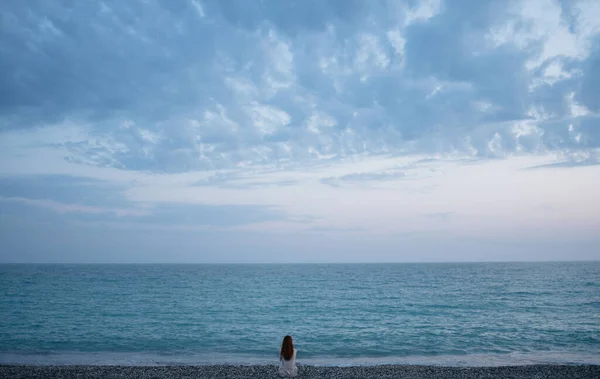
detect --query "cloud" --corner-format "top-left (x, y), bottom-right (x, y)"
top-left (248, 103), bottom-right (291, 136)
top-left (527, 160), bottom-right (600, 169)
top-left (1, 0), bottom-right (600, 262)
top-left (0, 196), bottom-right (147, 218)
top-left (578, 41), bottom-right (600, 113)
top-left (304, 225), bottom-right (363, 233)
top-left (0, 173), bottom-right (291, 228)
top-left (191, 0), bottom-right (205, 18)
top-left (524, 148), bottom-right (600, 169)
top-left (193, 171), bottom-right (298, 189)
top-left (320, 171), bottom-right (408, 187)
top-left (2, 0), bottom-right (599, 172)
top-left (126, 203), bottom-right (287, 227)
top-left (0, 175), bottom-right (128, 207)
top-left (0, 195), bottom-right (288, 228)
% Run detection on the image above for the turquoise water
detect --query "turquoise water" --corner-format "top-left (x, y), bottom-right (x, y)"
top-left (1, 262), bottom-right (599, 366)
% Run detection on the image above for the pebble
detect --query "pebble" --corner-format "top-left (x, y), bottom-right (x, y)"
top-left (1, 364), bottom-right (599, 379)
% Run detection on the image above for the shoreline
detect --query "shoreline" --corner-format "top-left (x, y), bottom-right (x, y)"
top-left (2, 351), bottom-right (598, 367)
top-left (1, 364), bottom-right (599, 379)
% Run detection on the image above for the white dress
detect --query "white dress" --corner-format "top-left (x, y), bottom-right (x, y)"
top-left (278, 348), bottom-right (298, 377)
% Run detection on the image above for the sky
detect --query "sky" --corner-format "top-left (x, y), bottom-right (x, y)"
top-left (1, 0), bottom-right (599, 263)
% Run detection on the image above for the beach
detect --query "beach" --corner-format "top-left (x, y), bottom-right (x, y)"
top-left (1, 365), bottom-right (599, 379)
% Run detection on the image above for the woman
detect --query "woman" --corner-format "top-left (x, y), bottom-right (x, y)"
top-left (278, 335), bottom-right (298, 377)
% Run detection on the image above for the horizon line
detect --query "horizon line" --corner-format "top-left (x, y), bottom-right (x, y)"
top-left (1, 260), bottom-right (598, 265)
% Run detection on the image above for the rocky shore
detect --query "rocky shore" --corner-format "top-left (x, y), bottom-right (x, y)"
top-left (2, 364), bottom-right (600, 379)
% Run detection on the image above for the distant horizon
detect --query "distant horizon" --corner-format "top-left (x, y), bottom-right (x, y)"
top-left (2, 259), bottom-right (598, 265)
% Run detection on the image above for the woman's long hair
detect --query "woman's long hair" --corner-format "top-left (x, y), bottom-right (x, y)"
top-left (280, 335), bottom-right (294, 361)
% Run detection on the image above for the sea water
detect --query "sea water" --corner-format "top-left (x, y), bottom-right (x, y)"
top-left (1, 262), bottom-right (599, 366)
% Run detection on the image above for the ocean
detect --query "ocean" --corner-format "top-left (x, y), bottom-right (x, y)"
top-left (1, 262), bottom-right (599, 366)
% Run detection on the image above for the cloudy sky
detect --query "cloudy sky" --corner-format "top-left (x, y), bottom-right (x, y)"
top-left (1, 0), bottom-right (599, 263)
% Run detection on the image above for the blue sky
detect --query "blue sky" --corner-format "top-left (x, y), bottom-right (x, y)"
top-left (1, 0), bottom-right (599, 263)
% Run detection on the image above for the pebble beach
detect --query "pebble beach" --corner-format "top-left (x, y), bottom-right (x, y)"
top-left (1, 365), bottom-right (599, 379)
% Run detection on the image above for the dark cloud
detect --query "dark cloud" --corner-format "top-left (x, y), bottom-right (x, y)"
top-left (577, 40), bottom-right (600, 113)
top-left (0, 0), bottom-right (598, 173)
top-left (0, 175), bottom-right (128, 207)
top-left (0, 197), bottom-right (288, 227)
top-left (1, 1), bottom-right (599, 264)
top-left (0, 0), bottom-right (222, 129)
top-left (206, 0), bottom-right (370, 35)
top-left (0, 174), bottom-right (290, 226)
